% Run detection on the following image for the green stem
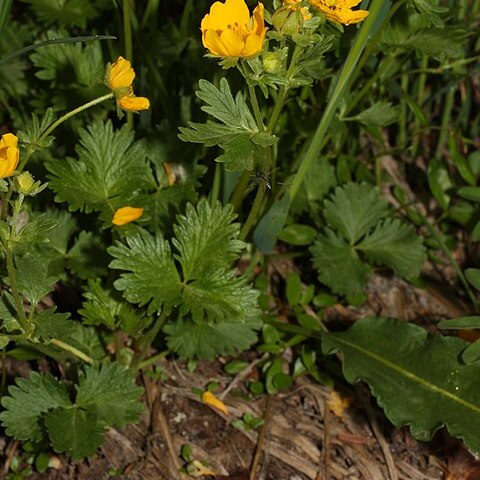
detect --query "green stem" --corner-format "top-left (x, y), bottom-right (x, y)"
top-left (50, 338), bottom-right (95, 364)
top-left (0, 348), bottom-right (6, 397)
top-left (248, 84), bottom-right (265, 132)
top-left (137, 349), bottom-right (170, 370)
top-left (239, 182), bottom-right (266, 241)
top-left (123, 0), bottom-right (134, 129)
top-left (35, 93), bottom-right (115, 157)
top-left (230, 170), bottom-right (252, 210)
top-left (131, 313), bottom-right (167, 371)
top-left (435, 87), bottom-right (455, 159)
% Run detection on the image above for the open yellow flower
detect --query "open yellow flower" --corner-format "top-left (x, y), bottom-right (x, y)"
top-left (309, 0), bottom-right (368, 25)
top-left (0, 133), bottom-right (19, 179)
top-left (105, 56), bottom-right (150, 112)
top-left (201, 0), bottom-right (268, 58)
top-left (112, 206), bottom-right (144, 226)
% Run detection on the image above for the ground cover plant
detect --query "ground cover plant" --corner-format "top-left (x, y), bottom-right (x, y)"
top-left (0, 0), bottom-right (479, 477)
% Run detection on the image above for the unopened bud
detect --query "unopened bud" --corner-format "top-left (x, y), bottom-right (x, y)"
top-left (272, 6), bottom-right (304, 36)
top-left (14, 171), bottom-right (47, 196)
top-left (262, 51), bottom-right (284, 74)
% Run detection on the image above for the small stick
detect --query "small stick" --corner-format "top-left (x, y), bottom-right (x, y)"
top-left (2, 440), bottom-right (19, 476)
top-left (249, 395), bottom-right (273, 480)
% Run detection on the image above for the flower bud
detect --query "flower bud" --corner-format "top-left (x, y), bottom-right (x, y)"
top-left (272, 5), bottom-right (304, 36)
top-left (13, 171), bottom-right (47, 196)
top-left (262, 51), bottom-right (284, 74)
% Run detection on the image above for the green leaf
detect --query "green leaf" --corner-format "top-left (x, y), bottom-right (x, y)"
top-left (47, 120), bottom-right (152, 216)
top-left (180, 269), bottom-right (259, 323)
top-left (322, 317), bottom-right (480, 455)
top-left (32, 308), bottom-right (75, 342)
top-left (438, 316), bottom-right (480, 330)
top-left (76, 363), bottom-right (143, 428)
top-left (359, 218), bottom-right (425, 279)
top-left (109, 231), bottom-right (181, 315)
top-left (278, 224), bottom-right (317, 246)
top-left (14, 214), bottom-right (57, 249)
top-left (178, 122), bottom-right (247, 146)
top-left (0, 372), bottom-right (71, 442)
top-left (465, 268), bottom-right (480, 291)
top-left (66, 231), bottom-right (108, 279)
top-left (79, 279), bottom-right (150, 335)
top-left (428, 158), bottom-right (453, 210)
top-left (462, 341), bottom-right (480, 365)
top-left (164, 316), bottom-right (260, 360)
top-left (458, 187), bottom-right (480, 203)
top-left (217, 133), bottom-right (259, 172)
top-left (15, 254), bottom-right (58, 305)
top-left (45, 407), bottom-right (105, 459)
top-left (196, 78), bottom-right (256, 131)
top-left (23, 0), bottom-right (100, 28)
top-left (324, 183), bottom-right (388, 244)
top-left (311, 230), bottom-right (369, 297)
top-left (173, 200), bottom-right (243, 281)
top-left (346, 101), bottom-right (399, 127)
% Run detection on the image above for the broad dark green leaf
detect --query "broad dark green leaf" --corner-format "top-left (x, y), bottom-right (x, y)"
top-left (0, 372), bottom-right (71, 442)
top-left (322, 317), bottom-right (480, 454)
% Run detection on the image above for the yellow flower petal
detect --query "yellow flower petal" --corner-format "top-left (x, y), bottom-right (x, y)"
top-left (200, 0), bottom-right (267, 58)
top-left (118, 95), bottom-right (150, 112)
top-left (327, 390), bottom-right (354, 418)
top-left (309, 0), bottom-right (369, 25)
top-left (0, 133), bottom-right (19, 179)
top-left (112, 206), bottom-right (144, 226)
top-left (202, 391), bottom-right (229, 415)
top-left (108, 56), bottom-right (135, 90)
top-left (190, 460), bottom-right (216, 477)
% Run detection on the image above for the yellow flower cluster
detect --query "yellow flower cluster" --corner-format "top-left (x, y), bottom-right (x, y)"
top-left (0, 133), bottom-right (19, 179)
top-left (105, 57), bottom-right (150, 112)
top-left (201, 0), bottom-right (267, 58)
top-left (309, 0), bottom-right (369, 25)
top-left (283, 0), bottom-right (312, 21)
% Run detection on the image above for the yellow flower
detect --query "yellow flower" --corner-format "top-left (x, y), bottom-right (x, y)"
top-left (0, 133), bottom-right (19, 179)
top-left (105, 56), bottom-right (150, 112)
top-left (112, 206), bottom-right (144, 226)
top-left (200, 0), bottom-right (268, 58)
top-left (309, 0), bottom-right (369, 25)
top-left (202, 391), bottom-right (229, 415)
top-left (283, 0), bottom-right (312, 20)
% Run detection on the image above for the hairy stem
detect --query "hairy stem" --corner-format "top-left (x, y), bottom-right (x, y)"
top-left (50, 338), bottom-right (95, 365)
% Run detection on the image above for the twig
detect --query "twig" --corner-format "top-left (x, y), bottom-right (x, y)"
top-left (2, 440), bottom-right (19, 476)
top-left (319, 397), bottom-right (331, 480)
top-left (357, 387), bottom-right (399, 480)
top-left (249, 395), bottom-right (273, 480)
top-left (152, 397), bottom-right (183, 479)
top-left (219, 353), bottom-right (269, 401)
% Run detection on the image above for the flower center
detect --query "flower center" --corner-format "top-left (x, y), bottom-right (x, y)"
top-left (225, 21), bottom-right (249, 39)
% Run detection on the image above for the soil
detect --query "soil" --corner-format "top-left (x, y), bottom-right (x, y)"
top-left (2, 273), bottom-right (480, 480)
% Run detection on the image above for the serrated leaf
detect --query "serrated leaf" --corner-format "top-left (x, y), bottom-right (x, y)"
top-left (32, 308), bottom-right (75, 342)
top-left (0, 372), bottom-right (71, 442)
top-left (196, 78), bottom-right (257, 131)
top-left (164, 316), bottom-right (260, 360)
top-left (47, 120), bottom-right (152, 215)
top-left (67, 231), bottom-right (107, 279)
top-left (23, 0), bottom-right (99, 28)
top-left (216, 134), bottom-right (260, 172)
top-left (311, 230), bottom-right (369, 297)
top-left (178, 122), bottom-right (247, 146)
top-left (45, 407), bottom-right (105, 459)
top-left (172, 200), bottom-right (243, 281)
top-left (15, 254), bottom-right (58, 305)
top-left (347, 101), bottom-right (399, 127)
top-left (181, 269), bottom-right (259, 323)
top-left (324, 183), bottom-right (388, 244)
top-left (322, 317), bottom-right (480, 455)
top-left (76, 363), bottom-right (143, 427)
top-left (14, 214), bottom-right (57, 248)
top-left (359, 218), bottom-right (425, 278)
top-left (64, 324), bottom-right (106, 361)
top-left (109, 231), bottom-right (181, 315)
top-left (79, 279), bottom-right (150, 335)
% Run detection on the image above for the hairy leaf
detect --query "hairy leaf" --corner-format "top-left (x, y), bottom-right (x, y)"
top-left (311, 230), bottom-right (369, 297)
top-left (173, 200), bottom-right (243, 281)
top-left (46, 407), bottom-right (105, 459)
top-left (359, 218), bottom-right (425, 278)
top-left (76, 363), bottom-right (143, 427)
top-left (109, 231), bottom-right (181, 315)
top-left (324, 183), bottom-right (388, 244)
top-left (0, 372), bottom-right (70, 442)
top-left (322, 317), bottom-right (480, 455)
top-left (47, 120), bottom-right (152, 215)
top-left (165, 316), bottom-right (260, 360)
top-left (32, 308), bottom-right (75, 342)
